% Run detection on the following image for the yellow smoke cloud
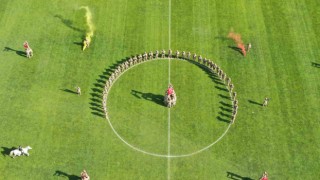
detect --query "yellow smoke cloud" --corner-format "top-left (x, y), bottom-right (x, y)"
top-left (80, 6), bottom-right (94, 42)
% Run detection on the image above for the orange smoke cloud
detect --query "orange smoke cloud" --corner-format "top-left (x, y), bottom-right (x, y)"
top-left (228, 32), bottom-right (246, 56)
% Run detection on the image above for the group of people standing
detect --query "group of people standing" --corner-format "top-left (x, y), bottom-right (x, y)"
top-left (80, 169), bottom-right (90, 180)
top-left (164, 84), bottom-right (177, 108)
top-left (186, 51), bottom-right (238, 124)
top-left (101, 49), bottom-right (237, 124)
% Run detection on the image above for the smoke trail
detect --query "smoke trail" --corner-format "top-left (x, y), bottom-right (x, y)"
top-left (228, 32), bottom-right (243, 45)
top-left (228, 31), bottom-right (246, 56)
top-left (80, 6), bottom-right (95, 42)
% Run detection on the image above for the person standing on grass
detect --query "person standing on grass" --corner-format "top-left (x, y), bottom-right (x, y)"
top-left (247, 43), bottom-right (252, 52)
top-left (198, 55), bottom-right (202, 63)
top-left (128, 57), bottom-right (133, 66)
top-left (82, 38), bottom-right (90, 51)
top-left (193, 53), bottom-right (197, 61)
top-left (187, 51), bottom-right (191, 59)
top-left (234, 99), bottom-right (238, 106)
top-left (229, 83), bottom-right (234, 92)
top-left (175, 50), bottom-right (180, 58)
top-left (168, 49), bottom-right (172, 58)
top-left (234, 104), bottom-right (238, 113)
top-left (161, 49), bottom-right (166, 58)
top-left (221, 72), bottom-right (226, 82)
top-left (216, 66), bottom-right (220, 74)
top-left (231, 111), bottom-right (237, 124)
top-left (143, 52), bottom-right (148, 61)
top-left (212, 63), bottom-right (217, 71)
top-left (262, 97), bottom-right (270, 107)
top-left (23, 41), bottom-right (29, 50)
top-left (260, 171), bottom-right (268, 180)
top-left (133, 55), bottom-right (138, 64)
top-left (182, 51), bottom-right (186, 59)
top-left (81, 170), bottom-right (90, 180)
top-left (149, 51), bottom-right (153, 59)
top-left (226, 77), bottom-right (231, 87)
top-left (233, 92), bottom-right (237, 100)
top-left (138, 54), bottom-right (142, 62)
top-left (77, 87), bottom-right (81, 96)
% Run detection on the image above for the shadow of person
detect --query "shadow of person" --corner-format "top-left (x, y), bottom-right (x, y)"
top-left (143, 93), bottom-right (164, 106)
top-left (131, 90), bottom-right (165, 106)
top-left (219, 111), bottom-right (233, 118)
top-left (219, 106), bottom-right (233, 113)
top-left (248, 99), bottom-right (263, 106)
top-left (311, 62), bottom-right (320, 68)
top-left (220, 101), bottom-right (233, 108)
top-left (219, 94), bottom-right (231, 100)
top-left (1, 146), bottom-right (15, 157)
top-left (53, 170), bottom-right (81, 180)
top-left (73, 42), bottom-right (83, 46)
top-left (215, 85), bottom-right (229, 92)
top-left (3, 47), bottom-right (26, 57)
top-left (91, 112), bottom-right (105, 118)
top-left (227, 171), bottom-right (254, 180)
top-left (60, 89), bottom-right (78, 95)
top-left (73, 42), bottom-right (84, 50)
top-left (217, 116), bottom-right (231, 123)
top-left (228, 46), bottom-right (244, 55)
top-left (54, 15), bottom-right (84, 33)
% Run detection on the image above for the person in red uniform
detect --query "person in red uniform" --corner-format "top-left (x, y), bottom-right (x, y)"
top-left (167, 84), bottom-right (175, 95)
top-left (23, 41), bottom-right (29, 50)
top-left (260, 171), bottom-right (268, 180)
top-left (167, 87), bottom-right (173, 95)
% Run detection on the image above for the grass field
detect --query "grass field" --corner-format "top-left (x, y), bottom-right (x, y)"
top-left (0, 0), bottom-right (319, 179)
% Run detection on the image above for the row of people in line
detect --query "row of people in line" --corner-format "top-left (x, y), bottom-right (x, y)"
top-left (195, 52), bottom-right (239, 124)
top-left (101, 50), bottom-right (237, 120)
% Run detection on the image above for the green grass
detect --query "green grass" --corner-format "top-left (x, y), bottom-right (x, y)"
top-left (0, 0), bottom-right (319, 179)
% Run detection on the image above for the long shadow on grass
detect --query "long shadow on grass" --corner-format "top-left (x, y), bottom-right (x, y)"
top-left (220, 101), bottom-right (233, 108)
top-left (89, 58), bottom-right (130, 118)
top-left (248, 99), bottom-right (262, 106)
top-left (60, 89), bottom-right (78, 95)
top-left (185, 59), bottom-right (233, 124)
top-left (1, 146), bottom-right (15, 157)
top-left (227, 171), bottom-right (254, 180)
top-left (186, 60), bottom-right (226, 86)
top-left (217, 101), bottom-right (233, 123)
top-left (219, 94), bottom-right (231, 100)
top-left (53, 170), bottom-right (80, 180)
top-left (3, 47), bottom-right (26, 57)
top-left (228, 46), bottom-right (244, 56)
top-left (217, 116), bottom-right (230, 123)
top-left (220, 106), bottom-right (233, 113)
top-left (73, 42), bottom-right (83, 50)
top-left (54, 15), bottom-right (84, 33)
top-left (131, 90), bottom-right (165, 106)
top-left (219, 111), bottom-right (233, 118)
top-left (311, 62), bottom-right (320, 68)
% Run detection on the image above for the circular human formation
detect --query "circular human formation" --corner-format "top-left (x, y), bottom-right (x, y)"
top-left (101, 49), bottom-right (239, 157)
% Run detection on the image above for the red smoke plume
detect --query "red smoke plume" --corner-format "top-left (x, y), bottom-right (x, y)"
top-left (228, 32), bottom-right (246, 56)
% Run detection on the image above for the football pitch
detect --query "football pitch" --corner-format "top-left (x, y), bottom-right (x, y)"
top-left (0, 0), bottom-right (319, 179)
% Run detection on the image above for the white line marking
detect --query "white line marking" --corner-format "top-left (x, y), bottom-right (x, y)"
top-left (167, 108), bottom-right (171, 180)
top-left (104, 59), bottom-right (232, 158)
top-left (168, 0), bottom-right (171, 179)
top-left (168, 0), bottom-right (171, 51)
